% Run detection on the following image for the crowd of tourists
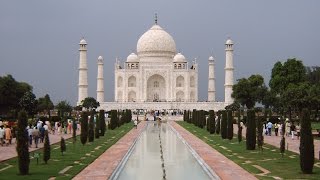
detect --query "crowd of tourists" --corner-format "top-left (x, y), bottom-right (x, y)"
top-left (0, 125), bottom-right (13, 146)
top-left (262, 118), bottom-right (300, 140)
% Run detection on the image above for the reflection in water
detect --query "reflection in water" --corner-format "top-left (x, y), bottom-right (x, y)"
top-left (117, 122), bottom-right (213, 180)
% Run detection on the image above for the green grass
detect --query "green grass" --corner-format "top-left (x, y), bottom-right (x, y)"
top-left (177, 121), bottom-right (320, 180)
top-left (312, 122), bottom-right (320, 130)
top-left (0, 122), bottom-right (133, 180)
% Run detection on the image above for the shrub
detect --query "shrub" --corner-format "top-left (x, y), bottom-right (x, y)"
top-left (227, 110), bottom-right (233, 140)
top-left (43, 130), bottom-right (50, 164)
top-left (60, 137), bottom-right (66, 155)
top-left (221, 111), bottom-right (227, 139)
top-left (300, 108), bottom-right (314, 174)
top-left (110, 110), bottom-right (118, 130)
top-left (208, 110), bottom-right (215, 134)
top-left (16, 110), bottom-right (30, 175)
top-left (88, 110), bottom-right (95, 142)
top-left (246, 109), bottom-right (256, 150)
top-left (99, 110), bottom-right (106, 136)
top-left (216, 113), bottom-right (221, 134)
top-left (80, 111), bottom-right (88, 145)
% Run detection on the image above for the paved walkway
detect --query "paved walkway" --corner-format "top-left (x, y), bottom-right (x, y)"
top-left (233, 125), bottom-right (320, 160)
top-left (0, 131), bottom-right (78, 162)
top-left (171, 121), bottom-right (257, 180)
top-left (73, 121), bottom-right (147, 180)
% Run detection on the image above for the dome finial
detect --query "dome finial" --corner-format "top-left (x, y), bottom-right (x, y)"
top-left (155, 13), bottom-right (158, 25)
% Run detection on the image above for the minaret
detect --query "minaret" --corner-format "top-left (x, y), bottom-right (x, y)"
top-left (224, 38), bottom-right (234, 104)
top-left (208, 56), bottom-right (216, 102)
top-left (77, 38), bottom-right (88, 105)
top-left (97, 56), bottom-right (104, 104)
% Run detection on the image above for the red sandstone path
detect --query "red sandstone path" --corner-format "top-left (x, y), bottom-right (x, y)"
top-left (0, 131), bottom-right (78, 162)
top-left (73, 121), bottom-right (147, 180)
top-left (74, 121), bottom-right (257, 180)
top-left (233, 125), bottom-right (320, 160)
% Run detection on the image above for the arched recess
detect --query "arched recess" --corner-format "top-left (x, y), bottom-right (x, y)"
top-left (117, 91), bottom-right (123, 102)
top-left (117, 76), bottom-right (123, 87)
top-left (147, 74), bottom-right (166, 102)
top-left (128, 91), bottom-right (136, 102)
top-left (190, 76), bottom-right (195, 87)
top-left (176, 91), bottom-right (184, 102)
top-left (128, 76), bottom-right (136, 87)
top-left (176, 76), bottom-right (184, 87)
top-left (190, 91), bottom-right (195, 102)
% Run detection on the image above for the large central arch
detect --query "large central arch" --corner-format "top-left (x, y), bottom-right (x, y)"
top-left (147, 74), bottom-right (166, 102)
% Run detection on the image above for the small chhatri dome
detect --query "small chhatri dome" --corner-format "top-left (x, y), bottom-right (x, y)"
top-left (137, 24), bottom-right (177, 57)
top-left (173, 53), bottom-right (187, 62)
top-left (79, 38), bottom-right (87, 45)
top-left (209, 56), bottom-right (214, 61)
top-left (98, 56), bottom-right (103, 60)
top-left (225, 38), bottom-right (233, 45)
top-left (126, 53), bottom-right (139, 62)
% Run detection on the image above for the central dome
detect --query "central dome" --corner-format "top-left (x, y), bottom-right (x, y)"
top-left (137, 24), bottom-right (176, 57)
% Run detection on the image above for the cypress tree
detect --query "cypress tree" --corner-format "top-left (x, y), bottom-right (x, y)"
top-left (300, 108), bottom-right (314, 174)
top-left (227, 110), bottom-right (233, 140)
top-left (43, 130), bottom-right (50, 164)
top-left (16, 110), bottom-right (30, 175)
top-left (72, 119), bottom-right (77, 143)
top-left (216, 112), bottom-right (221, 134)
top-left (199, 110), bottom-right (204, 128)
top-left (221, 111), bottom-right (227, 139)
top-left (183, 110), bottom-right (186, 121)
top-left (209, 110), bottom-right (215, 134)
top-left (60, 137), bottom-right (66, 155)
top-left (110, 110), bottom-right (118, 130)
top-left (192, 109), bottom-right (196, 125)
top-left (257, 117), bottom-right (264, 151)
top-left (88, 110), bottom-right (95, 142)
top-left (80, 111), bottom-right (88, 145)
top-left (246, 109), bottom-right (256, 150)
top-left (99, 110), bottom-right (106, 136)
top-left (207, 111), bottom-right (210, 132)
top-left (237, 109), bottom-right (242, 143)
top-left (280, 135), bottom-right (285, 157)
top-left (95, 110), bottom-right (100, 139)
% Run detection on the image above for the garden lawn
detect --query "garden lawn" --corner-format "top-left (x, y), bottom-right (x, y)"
top-left (0, 122), bottom-right (133, 180)
top-left (177, 121), bottom-right (320, 180)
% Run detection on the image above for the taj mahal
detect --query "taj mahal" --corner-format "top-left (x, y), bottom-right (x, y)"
top-left (77, 19), bottom-right (234, 111)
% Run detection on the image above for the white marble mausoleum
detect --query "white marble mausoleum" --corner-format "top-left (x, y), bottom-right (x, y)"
top-left (77, 20), bottom-right (234, 111)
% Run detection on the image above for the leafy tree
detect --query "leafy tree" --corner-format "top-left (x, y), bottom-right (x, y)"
top-left (37, 94), bottom-right (54, 116)
top-left (60, 137), bottom-right (66, 155)
top-left (225, 102), bottom-right (240, 111)
top-left (300, 109), bottom-right (314, 174)
top-left (88, 110), bottom-right (95, 142)
top-left (56, 100), bottom-right (72, 118)
top-left (232, 74), bottom-right (267, 109)
top-left (246, 110), bottom-right (256, 150)
top-left (221, 111), bottom-right (227, 139)
top-left (16, 110), bottom-right (30, 175)
top-left (0, 74), bottom-right (32, 115)
top-left (19, 91), bottom-right (37, 117)
top-left (99, 110), bottom-right (106, 136)
top-left (80, 111), bottom-right (88, 145)
top-left (81, 97), bottom-right (100, 111)
top-left (227, 110), bottom-right (233, 140)
top-left (43, 130), bottom-right (51, 164)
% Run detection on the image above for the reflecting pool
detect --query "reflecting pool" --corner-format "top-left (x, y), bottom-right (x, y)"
top-left (116, 122), bottom-right (216, 180)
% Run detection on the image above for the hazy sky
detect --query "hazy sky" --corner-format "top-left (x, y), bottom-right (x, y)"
top-left (1, 0), bottom-right (319, 105)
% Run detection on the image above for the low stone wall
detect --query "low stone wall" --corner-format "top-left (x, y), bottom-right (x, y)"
top-left (99, 101), bottom-right (227, 111)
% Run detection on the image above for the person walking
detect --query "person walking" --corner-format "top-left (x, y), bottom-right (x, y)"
top-left (28, 125), bottom-right (33, 147)
top-left (5, 126), bottom-right (12, 146)
top-left (285, 119), bottom-right (291, 137)
top-left (39, 125), bottom-right (45, 143)
top-left (33, 126), bottom-right (40, 148)
top-left (274, 123), bottom-right (279, 136)
top-left (267, 121), bottom-right (273, 136)
top-left (290, 122), bottom-right (296, 140)
top-left (0, 126), bottom-right (5, 146)
top-left (134, 119), bottom-right (138, 129)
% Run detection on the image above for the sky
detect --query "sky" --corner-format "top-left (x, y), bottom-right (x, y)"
top-left (0, 0), bottom-right (319, 105)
